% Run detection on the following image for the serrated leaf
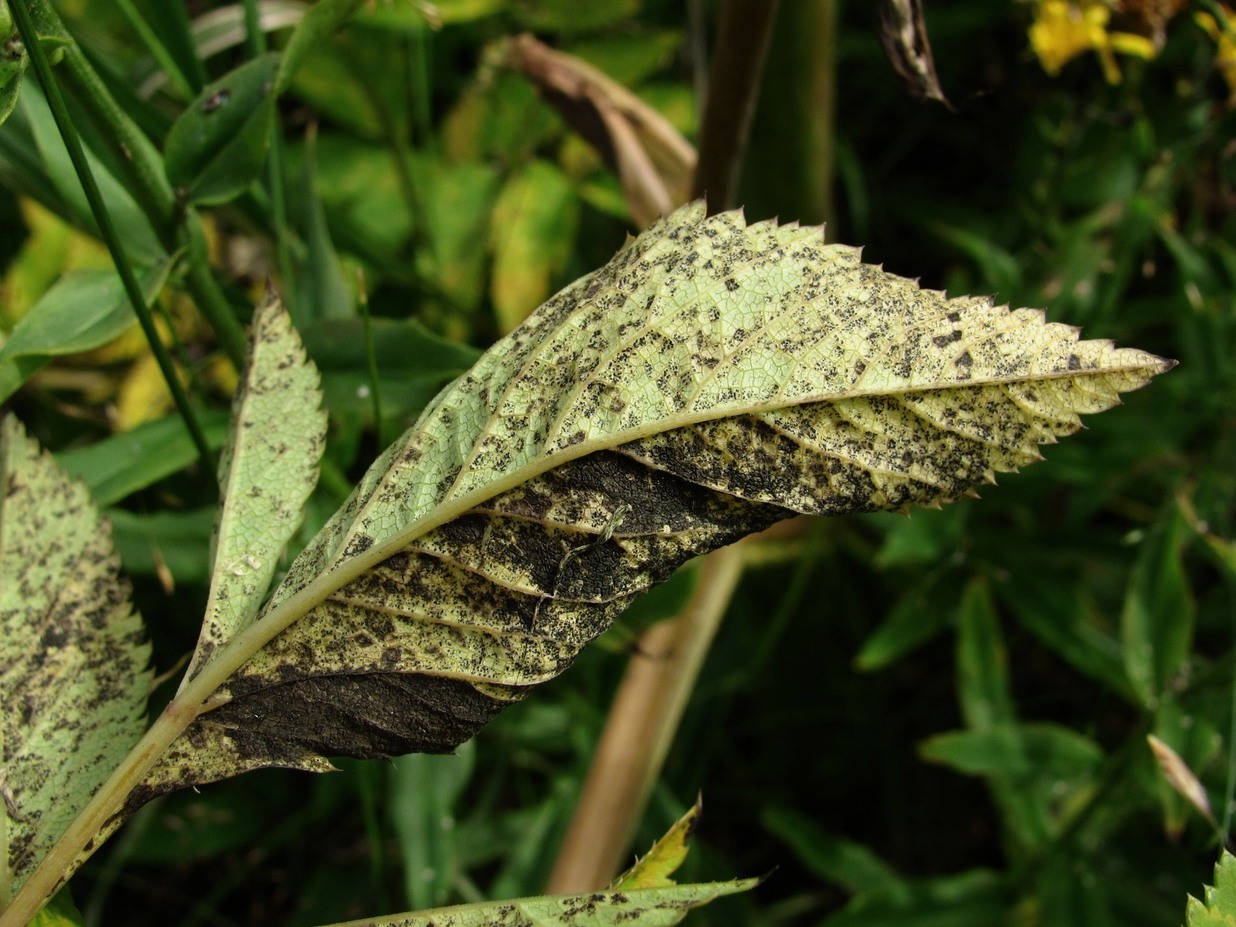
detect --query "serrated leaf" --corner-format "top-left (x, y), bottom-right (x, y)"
top-left (145, 201), bottom-right (1170, 795)
top-left (163, 53), bottom-right (280, 205)
top-left (180, 294), bottom-right (325, 685)
top-left (1186, 852), bottom-right (1236, 927)
top-left (613, 799), bottom-right (701, 891)
top-left (0, 416), bottom-right (150, 904)
top-left (312, 880), bottom-right (756, 927)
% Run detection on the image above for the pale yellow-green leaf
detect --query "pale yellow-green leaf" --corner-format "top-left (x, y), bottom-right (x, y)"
top-left (0, 416), bottom-right (150, 904)
top-left (613, 799), bottom-right (701, 891)
top-left (313, 880), bottom-right (756, 927)
top-left (146, 201), bottom-right (1170, 791)
top-left (180, 293), bottom-right (325, 687)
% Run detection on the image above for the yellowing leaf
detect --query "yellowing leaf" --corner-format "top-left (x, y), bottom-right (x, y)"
top-left (0, 416), bottom-right (150, 904)
top-left (612, 799), bottom-right (701, 891)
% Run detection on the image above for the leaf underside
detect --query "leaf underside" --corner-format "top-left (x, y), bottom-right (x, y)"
top-left (0, 417), bottom-right (150, 903)
top-left (145, 201), bottom-right (1171, 797)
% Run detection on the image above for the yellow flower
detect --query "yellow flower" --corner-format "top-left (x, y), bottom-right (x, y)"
top-left (1196, 5), bottom-right (1236, 103)
top-left (1029, 0), bottom-right (1157, 83)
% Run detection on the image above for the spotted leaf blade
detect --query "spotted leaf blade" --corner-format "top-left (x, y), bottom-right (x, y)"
top-left (149, 201), bottom-right (1171, 788)
top-left (180, 294), bottom-right (326, 687)
top-left (311, 881), bottom-right (756, 927)
top-left (0, 416), bottom-right (150, 905)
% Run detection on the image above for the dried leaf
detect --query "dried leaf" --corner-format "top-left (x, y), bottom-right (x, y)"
top-left (506, 34), bottom-right (695, 227)
top-left (879, 0), bottom-right (950, 107)
top-left (1147, 734), bottom-right (1215, 824)
top-left (146, 201), bottom-right (1170, 796)
top-left (0, 416), bottom-right (150, 903)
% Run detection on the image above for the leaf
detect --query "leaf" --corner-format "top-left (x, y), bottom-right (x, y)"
top-left (1147, 734), bottom-right (1215, 825)
top-left (1121, 509), bottom-right (1194, 709)
top-left (180, 293), bottom-right (325, 686)
top-left (56, 410), bottom-right (232, 507)
top-left (762, 806), bottom-right (898, 894)
top-left (318, 803), bottom-right (753, 927)
top-left (0, 262), bottom-right (173, 403)
top-left (163, 52), bottom-right (281, 205)
top-left (1186, 852), bottom-right (1236, 927)
top-left (146, 202), bottom-right (1170, 796)
top-left (956, 579), bottom-right (1014, 732)
top-left (0, 416), bottom-right (150, 903)
top-left (275, 0), bottom-right (366, 95)
top-left (311, 881), bottom-right (755, 927)
top-left (613, 799), bottom-right (701, 891)
top-left (0, 0), bottom-right (26, 129)
top-left (390, 744), bottom-right (476, 910)
top-left (506, 34), bottom-right (695, 228)
top-left (490, 160), bottom-right (579, 332)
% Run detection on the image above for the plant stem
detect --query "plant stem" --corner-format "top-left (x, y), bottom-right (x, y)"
top-left (545, 545), bottom-right (747, 893)
top-left (10, 0), bottom-right (212, 469)
top-left (691, 0), bottom-right (781, 212)
top-left (39, 3), bottom-right (247, 365)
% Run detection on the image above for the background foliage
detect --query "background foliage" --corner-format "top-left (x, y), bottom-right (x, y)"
top-left (1, 1), bottom-right (1233, 925)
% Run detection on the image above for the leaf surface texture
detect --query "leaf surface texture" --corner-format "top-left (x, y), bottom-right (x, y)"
top-left (149, 202), bottom-right (1171, 789)
top-left (0, 417), bottom-right (149, 903)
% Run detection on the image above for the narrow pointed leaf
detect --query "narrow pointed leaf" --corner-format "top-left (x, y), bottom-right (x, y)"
top-left (0, 416), bottom-right (150, 904)
top-left (148, 201), bottom-right (1170, 794)
top-left (182, 294), bottom-right (325, 685)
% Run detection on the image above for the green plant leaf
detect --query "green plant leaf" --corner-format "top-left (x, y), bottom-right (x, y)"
top-left (762, 806), bottom-right (898, 894)
top-left (163, 52), bottom-right (281, 205)
top-left (489, 160), bottom-right (579, 332)
top-left (275, 0), bottom-right (366, 95)
top-left (613, 798), bottom-right (702, 891)
top-left (390, 744), bottom-right (475, 910)
top-left (180, 293), bottom-right (325, 686)
top-left (1122, 509), bottom-right (1194, 710)
top-left (312, 881), bottom-right (755, 927)
top-left (143, 201), bottom-right (1170, 796)
top-left (56, 410), bottom-right (232, 507)
top-left (1186, 851), bottom-right (1236, 927)
top-left (0, 260), bottom-right (172, 404)
top-left (0, 0), bottom-right (26, 128)
top-left (0, 415), bottom-right (150, 904)
top-left (301, 316), bottom-right (481, 427)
